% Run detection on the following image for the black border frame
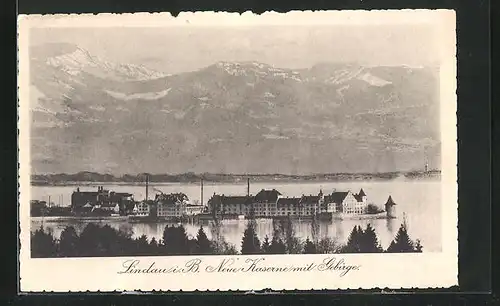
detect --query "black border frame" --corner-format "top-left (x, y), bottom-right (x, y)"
top-left (4, 0), bottom-right (494, 303)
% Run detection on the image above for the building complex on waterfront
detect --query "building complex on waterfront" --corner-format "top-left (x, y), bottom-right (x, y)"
top-left (67, 182), bottom-right (395, 220)
top-left (206, 188), bottom-right (380, 218)
top-left (70, 186), bottom-right (204, 219)
top-left (71, 186), bottom-right (135, 216)
top-left (134, 193), bottom-right (204, 218)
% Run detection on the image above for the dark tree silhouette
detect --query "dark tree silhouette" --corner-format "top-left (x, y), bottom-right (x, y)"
top-left (65, 223), bottom-right (129, 256)
top-left (31, 218), bottom-right (417, 257)
top-left (134, 235), bottom-right (150, 255)
top-left (269, 235), bottom-right (287, 254)
top-left (162, 225), bottom-right (190, 255)
top-left (241, 221), bottom-right (261, 254)
top-left (195, 226), bottom-right (212, 254)
top-left (78, 223), bottom-right (104, 256)
top-left (366, 203), bottom-right (384, 214)
top-left (261, 236), bottom-right (271, 253)
top-left (360, 224), bottom-right (383, 253)
top-left (340, 225), bottom-right (363, 253)
top-left (58, 226), bottom-right (79, 257)
top-left (414, 239), bottom-right (423, 252)
top-left (386, 223), bottom-right (422, 253)
top-left (316, 237), bottom-right (339, 254)
top-left (303, 238), bottom-right (316, 254)
top-left (31, 226), bottom-right (57, 258)
top-left (149, 237), bottom-right (160, 255)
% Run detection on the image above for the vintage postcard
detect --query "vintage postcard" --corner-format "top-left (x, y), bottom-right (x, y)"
top-left (18, 10), bottom-right (457, 292)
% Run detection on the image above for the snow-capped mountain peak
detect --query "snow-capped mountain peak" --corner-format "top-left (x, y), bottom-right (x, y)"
top-left (45, 47), bottom-right (95, 76)
top-left (40, 44), bottom-right (167, 81)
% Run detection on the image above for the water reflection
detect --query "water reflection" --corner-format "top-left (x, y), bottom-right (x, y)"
top-left (386, 218), bottom-right (395, 233)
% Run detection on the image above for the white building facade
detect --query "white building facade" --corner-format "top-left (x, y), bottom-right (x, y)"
top-left (134, 201), bottom-right (150, 216)
top-left (206, 188), bottom-right (371, 218)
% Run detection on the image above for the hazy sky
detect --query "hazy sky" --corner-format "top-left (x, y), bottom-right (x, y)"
top-left (30, 25), bottom-right (438, 74)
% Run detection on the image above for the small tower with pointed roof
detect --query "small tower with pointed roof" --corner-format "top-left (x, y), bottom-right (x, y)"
top-left (318, 189), bottom-right (325, 212)
top-left (385, 195), bottom-right (397, 218)
top-left (358, 188), bottom-right (367, 203)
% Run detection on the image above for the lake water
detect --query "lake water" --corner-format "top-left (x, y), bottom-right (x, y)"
top-left (30, 180), bottom-right (442, 252)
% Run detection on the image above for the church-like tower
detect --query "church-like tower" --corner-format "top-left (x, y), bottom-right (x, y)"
top-left (385, 195), bottom-right (397, 218)
top-left (317, 189), bottom-right (324, 213)
top-left (358, 188), bottom-right (367, 203)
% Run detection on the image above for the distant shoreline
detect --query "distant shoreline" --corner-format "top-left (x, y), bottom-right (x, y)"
top-left (31, 171), bottom-right (441, 186)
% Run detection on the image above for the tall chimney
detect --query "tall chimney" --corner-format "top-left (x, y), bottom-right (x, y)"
top-left (201, 178), bottom-right (204, 206)
top-left (145, 174), bottom-right (149, 201)
top-left (247, 178), bottom-right (250, 196)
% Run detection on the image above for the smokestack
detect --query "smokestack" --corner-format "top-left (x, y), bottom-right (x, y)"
top-left (247, 178), bottom-right (250, 196)
top-left (201, 178), bottom-right (204, 206)
top-left (145, 174), bottom-right (149, 201)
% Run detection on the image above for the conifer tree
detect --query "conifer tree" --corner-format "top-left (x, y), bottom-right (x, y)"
top-left (241, 221), bottom-right (261, 254)
top-left (196, 226), bottom-right (212, 254)
top-left (386, 223), bottom-right (419, 253)
top-left (162, 225), bottom-right (190, 255)
top-left (414, 239), bottom-right (423, 252)
top-left (303, 237), bottom-right (317, 254)
top-left (31, 226), bottom-right (57, 258)
top-left (360, 224), bottom-right (383, 253)
top-left (341, 225), bottom-right (363, 253)
top-left (149, 237), bottom-right (159, 254)
top-left (135, 234), bottom-right (150, 255)
top-left (261, 236), bottom-right (272, 254)
top-left (269, 235), bottom-right (287, 254)
top-left (78, 223), bottom-right (103, 256)
top-left (58, 226), bottom-right (79, 257)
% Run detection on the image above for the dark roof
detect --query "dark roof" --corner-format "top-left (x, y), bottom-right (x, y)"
top-left (254, 189), bottom-right (282, 202)
top-left (324, 192), bottom-right (349, 204)
top-left (156, 193), bottom-right (187, 203)
top-left (208, 194), bottom-right (252, 206)
top-left (301, 195), bottom-right (320, 203)
top-left (277, 197), bottom-right (301, 206)
top-left (354, 194), bottom-right (363, 202)
top-left (220, 195), bottom-right (253, 205)
top-left (109, 193), bottom-right (133, 202)
top-left (385, 196), bottom-right (396, 205)
top-left (358, 188), bottom-right (366, 197)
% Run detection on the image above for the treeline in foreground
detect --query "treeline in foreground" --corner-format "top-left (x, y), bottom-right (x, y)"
top-left (31, 219), bottom-right (423, 258)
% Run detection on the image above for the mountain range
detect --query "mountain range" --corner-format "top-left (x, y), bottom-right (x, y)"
top-left (29, 42), bottom-right (441, 175)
